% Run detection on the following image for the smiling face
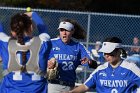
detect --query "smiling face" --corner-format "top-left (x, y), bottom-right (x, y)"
top-left (59, 28), bottom-right (74, 44)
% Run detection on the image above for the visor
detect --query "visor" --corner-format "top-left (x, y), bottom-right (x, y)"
top-left (58, 21), bottom-right (74, 31)
top-left (99, 42), bottom-right (122, 53)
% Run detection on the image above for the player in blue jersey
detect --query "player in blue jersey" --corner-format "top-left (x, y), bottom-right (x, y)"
top-left (64, 37), bottom-right (140, 93)
top-left (47, 18), bottom-right (98, 93)
top-left (0, 12), bottom-right (50, 93)
top-left (88, 41), bottom-right (105, 64)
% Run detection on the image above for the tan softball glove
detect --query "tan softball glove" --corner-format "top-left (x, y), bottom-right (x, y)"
top-left (47, 58), bottom-right (59, 80)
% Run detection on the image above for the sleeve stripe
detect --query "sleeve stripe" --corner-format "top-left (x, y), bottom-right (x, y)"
top-left (79, 42), bottom-right (94, 60)
top-left (121, 61), bottom-right (140, 77)
top-left (0, 32), bottom-right (10, 42)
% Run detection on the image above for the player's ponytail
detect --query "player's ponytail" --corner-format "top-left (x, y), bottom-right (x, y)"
top-left (120, 48), bottom-right (127, 59)
top-left (10, 13), bottom-right (32, 72)
top-left (71, 20), bottom-right (86, 39)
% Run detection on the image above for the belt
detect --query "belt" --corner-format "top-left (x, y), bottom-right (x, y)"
top-left (48, 80), bottom-right (75, 87)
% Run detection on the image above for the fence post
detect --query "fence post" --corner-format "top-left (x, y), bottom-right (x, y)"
top-left (84, 14), bottom-right (91, 81)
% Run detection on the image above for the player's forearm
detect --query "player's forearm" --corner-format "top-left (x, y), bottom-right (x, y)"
top-left (32, 12), bottom-right (48, 34)
top-left (69, 84), bottom-right (89, 93)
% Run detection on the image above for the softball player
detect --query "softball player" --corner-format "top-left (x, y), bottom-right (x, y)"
top-left (88, 42), bottom-right (105, 64)
top-left (65, 37), bottom-right (140, 93)
top-left (0, 12), bottom-right (50, 93)
top-left (48, 18), bottom-right (97, 93)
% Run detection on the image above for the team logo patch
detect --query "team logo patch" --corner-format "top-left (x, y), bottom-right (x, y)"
top-left (121, 72), bottom-right (125, 75)
top-left (99, 72), bottom-right (107, 77)
top-left (53, 47), bottom-right (60, 51)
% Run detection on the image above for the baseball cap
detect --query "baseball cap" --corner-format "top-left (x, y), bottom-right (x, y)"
top-left (99, 42), bottom-right (122, 53)
top-left (58, 21), bottom-right (74, 31)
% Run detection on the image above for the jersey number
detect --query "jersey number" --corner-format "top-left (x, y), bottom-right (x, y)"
top-left (62, 61), bottom-right (74, 71)
top-left (111, 89), bottom-right (118, 93)
top-left (13, 71), bottom-right (41, 80)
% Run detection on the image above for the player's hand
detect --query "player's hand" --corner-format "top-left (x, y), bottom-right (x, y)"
top-left (24, 12), bottom-right (33, 18)
top-left (48, 58), bottom-right (56, 69)
top-left (24, 7), bottom-right (33, 17)
top-left (80, 57), bottom-right (89, 64)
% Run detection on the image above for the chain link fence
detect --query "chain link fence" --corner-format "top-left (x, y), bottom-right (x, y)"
top-left (0, 7), bottom-right (140, 48)
top-left (0, 7), bottom-right (140, 92)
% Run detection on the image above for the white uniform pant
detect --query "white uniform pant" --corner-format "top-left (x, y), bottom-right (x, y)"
top-left (48, 83), bottom-right (74, 93)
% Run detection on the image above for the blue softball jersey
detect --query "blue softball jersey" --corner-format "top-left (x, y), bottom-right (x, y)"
top-left (0, 12), bottom-right (50, 93)
top-left (84, 60), bottom-right (140, 93)
top-left (49, 38), bottom-right (93, 84)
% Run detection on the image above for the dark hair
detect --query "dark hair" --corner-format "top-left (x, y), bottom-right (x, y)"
top-left (104, 37), bottom-right (127, 58)
top-left (104, 37), bottom-right (122, 43)
top-left (60, 18), bottom-right (86, 39)
top-left (10, 13), bottom-right (32, 72)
